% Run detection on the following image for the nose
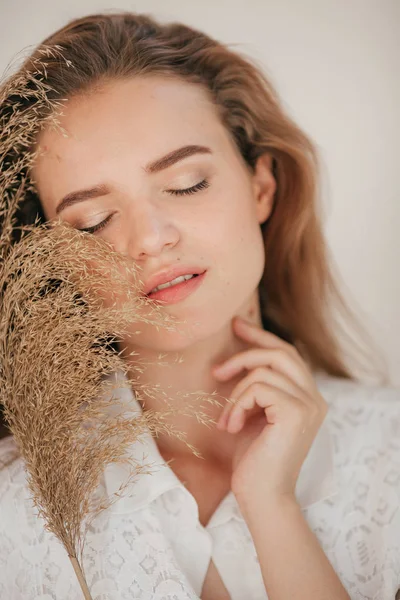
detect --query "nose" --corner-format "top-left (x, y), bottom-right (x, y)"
top-left (126, 205), bottom-right (179, 260)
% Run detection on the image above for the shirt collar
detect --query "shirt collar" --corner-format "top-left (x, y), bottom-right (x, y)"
top-left (100, 368), bottom-right (339, 518)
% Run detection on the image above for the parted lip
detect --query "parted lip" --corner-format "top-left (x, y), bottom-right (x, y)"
top-left (143, 266), bottom-right (206, 295)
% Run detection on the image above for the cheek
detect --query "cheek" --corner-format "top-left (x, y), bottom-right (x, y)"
top-left (204, 183), bottom-right (252, 236)
top-left (227, 198), bottom-right (266, 289)
top-left (205, 199), bottom-right (265, 298)
top-left (213, 187), bottom-right (263, 256)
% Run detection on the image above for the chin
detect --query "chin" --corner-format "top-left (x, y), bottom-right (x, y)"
top-left (124, 312), bottom-right (223, 352)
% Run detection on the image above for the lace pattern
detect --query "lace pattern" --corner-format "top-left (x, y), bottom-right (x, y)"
top-left (0, 374), bottom-right (399, 599)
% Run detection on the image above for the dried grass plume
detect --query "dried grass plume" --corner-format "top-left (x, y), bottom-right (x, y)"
top-left (0, 46), bottom-right (225, 598)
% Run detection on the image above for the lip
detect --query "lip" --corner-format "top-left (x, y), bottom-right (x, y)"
top-left (146, 271), bottom-right (207, 305)
top-left (143, 265), bottom-right (206, 296)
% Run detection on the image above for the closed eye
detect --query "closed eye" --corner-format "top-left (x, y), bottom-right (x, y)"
top-left (78, 178), bottom-right (210, 234)
top-left (166, 178), bottom-right (210, 195)
top-left (78, 212), bottom-right (114, 234)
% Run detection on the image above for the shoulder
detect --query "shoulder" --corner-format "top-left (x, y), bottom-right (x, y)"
top-left (311, 375), bottom-right (400, 597)
top-left (315, 373), bottom-right (400, 464)
top-left (0, 435), bottom-right (25, 489)
top-left (315, 372), bottom-right (400, 428)
top-left (315, 374), bottom-right (400, 532)
top-left (0, 437), bottom-right (96, 598)
top-left (0, 436), bottom-right (50, 548)
top-left (314, 370), bottom-right (400, 405)
top-left (0, 437), bottom-right (36, 595)
top-left (0, 435), bottom-right (35, 530)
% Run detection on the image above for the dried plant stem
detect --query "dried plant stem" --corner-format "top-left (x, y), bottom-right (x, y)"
top-left (0, 44), bottom-right (230, 596)
top-left (68, 555), bottom-right (93, 600)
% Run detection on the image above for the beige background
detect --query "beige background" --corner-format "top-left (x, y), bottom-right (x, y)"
top-left (0, 0), bottom-right (399, 384)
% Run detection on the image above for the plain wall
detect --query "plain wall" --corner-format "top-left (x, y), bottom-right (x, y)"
top-left (0, 0), bottom-right (399, 384)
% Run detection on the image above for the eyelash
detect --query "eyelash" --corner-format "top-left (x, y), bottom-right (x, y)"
top-left (78, 178), bottom-right (210, 234)
top-left (168, 178), bottom-right (210, 196)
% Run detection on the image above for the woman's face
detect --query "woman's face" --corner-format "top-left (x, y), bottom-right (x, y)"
top-left (31, 75), bottom-right (276, 351)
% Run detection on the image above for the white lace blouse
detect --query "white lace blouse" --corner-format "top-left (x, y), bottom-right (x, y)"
top-left (0, 369), bottom-right (399, 600)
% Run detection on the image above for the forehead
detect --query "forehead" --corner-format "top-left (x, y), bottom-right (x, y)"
top-left (33, 76), bottom-right (226, 173)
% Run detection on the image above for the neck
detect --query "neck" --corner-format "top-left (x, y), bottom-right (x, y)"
top-left (120, 292), bottom-right (263, 464)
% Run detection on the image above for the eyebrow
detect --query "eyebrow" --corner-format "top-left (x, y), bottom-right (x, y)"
top-left (55, 144), bottom-right (212, 215)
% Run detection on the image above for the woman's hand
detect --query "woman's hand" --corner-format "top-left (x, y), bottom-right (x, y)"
top-left (213, 317), bottom-right (350, 600)
top-left (212, 315), bottom-right (328, 506)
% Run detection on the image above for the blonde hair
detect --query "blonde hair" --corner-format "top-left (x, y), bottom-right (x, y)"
top-left (0, 11), bottom-right (390, 437)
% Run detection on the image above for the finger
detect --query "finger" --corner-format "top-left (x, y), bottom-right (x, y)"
top-left (216, 402), bottom-right (232, 430)
top-left (213, 347), bottom-right (312, 394)
top-left (227, 388), bottom-right (259, 433)
top-left (230, 366), bottom-right (309, 405)
top-left (227, 375), bottom-right (312, 433)
top-left (226, 382), bottom-right (313, 435)
top-left (218, 366), bottom-right (309, 431)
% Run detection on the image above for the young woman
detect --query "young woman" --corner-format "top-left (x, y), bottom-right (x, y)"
top-left (0, 11), bottom-right (399, 600)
